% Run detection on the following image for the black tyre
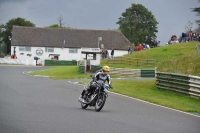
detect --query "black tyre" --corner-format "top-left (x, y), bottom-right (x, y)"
top-left (81, 102), bottom-right (88, 109)
top-left (95, 93), bottom-right (106, 112)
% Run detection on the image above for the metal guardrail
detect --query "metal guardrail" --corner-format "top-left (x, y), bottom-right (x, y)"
top-left (156, 72), bottom-right (200, 98)
top-left (90, 65), bottom-right (155, 77)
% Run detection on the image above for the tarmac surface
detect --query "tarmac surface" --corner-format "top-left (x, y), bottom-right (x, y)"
top-left (0, 65), bottom-right (199, 133)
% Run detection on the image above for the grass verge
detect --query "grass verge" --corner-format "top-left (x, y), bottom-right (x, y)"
top-left (111, 80), bottom-right (200, 114)
top-left (29, 66), bottom-right (90, 79)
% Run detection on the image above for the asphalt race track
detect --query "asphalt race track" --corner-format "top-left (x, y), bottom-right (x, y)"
top-left (0, 65), bottom-right (199, 133)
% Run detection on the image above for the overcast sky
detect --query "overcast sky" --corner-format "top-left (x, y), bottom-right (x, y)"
top-left (0, 0), bottom-right (199, 45)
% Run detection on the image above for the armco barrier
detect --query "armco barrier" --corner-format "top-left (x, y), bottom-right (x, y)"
top-left (90, 65), bottom-right (155, 78)
top-left (45, 60), bottom-right (77, 66)
top-left (91, 65), bottom-right (102, 72)
top-left (156, 72), bottom-right (200, 98)
top-left (141, 70), bottom-right (155, 77)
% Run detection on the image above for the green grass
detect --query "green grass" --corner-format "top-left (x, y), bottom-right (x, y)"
top-left (30, 66), bottom-right (90, 79)
top-left (111, 80), bottom-right (200, 113)
top-left (101, 41), bottom-right (200, 76)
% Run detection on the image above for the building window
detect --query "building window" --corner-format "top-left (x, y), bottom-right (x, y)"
top-left (45, 47), bottom-right (54, 52)
top-left (19, 46), bottom-right (31, 51)
top-left (69, 48), bottom-right (78, 53)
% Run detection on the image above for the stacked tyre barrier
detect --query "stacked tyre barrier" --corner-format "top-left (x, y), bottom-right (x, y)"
top-left (79, 65), bottom-right (85, 73)
top-left (156, 72), bottom-right (200, 98)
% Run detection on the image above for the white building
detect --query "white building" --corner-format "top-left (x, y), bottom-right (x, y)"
top-left (11, 26), bottom-right (131, 65)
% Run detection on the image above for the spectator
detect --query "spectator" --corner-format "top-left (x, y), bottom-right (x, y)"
top-left (193, 32), bottom-right (197, 41)
top-left (111, 48), bottom-right (114, 59)
top-left (157, 41), bottom-right (161, 47)
top-left (152, 39), bottom-right (158, 47)
top-left (128, 46), bottom-right (131, 54)
top-left (130, 48), bottom-right (133, 54)
top-left (143, 43), bottom-right (147, 49)
top-left (146, 44), bottom-right (150, 49)
top-left (197, 34), bottom-right (200, 42)
top-left (189, 31), bottom-right (193, 41)
top-left (182, 32), bottom-right (187, 42)
top-left (137, 44), bottom-right (143, 51)
top-left (105, 48), bottom-right (109, 58)
top-left (169, 34), bottom-right (179, 44)
top-left (100, 48), bottom-right (104, 60)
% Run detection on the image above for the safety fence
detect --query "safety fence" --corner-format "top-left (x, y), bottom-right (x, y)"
top-left (88, 65), bottom-right (155, 77)
top-left (45, 60), bottom-right (77, 66)
top-left (156, 72), bottom-right (200, 98)
top-left (106, 57), bottom-right (158, 67)
top-left (109, 68), bottom-right (155, 77)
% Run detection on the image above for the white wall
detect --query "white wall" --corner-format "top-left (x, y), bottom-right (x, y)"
top-left (0, 58), bottom-right (36, 65)
top-left (11, 46), bottom-right (128, 65)
top-left (11, 46), bottom-right (82, 61)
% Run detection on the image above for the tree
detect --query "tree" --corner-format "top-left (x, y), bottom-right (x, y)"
top-left (191, 0), bottom-right (200, 25)
top-left (0, 25), bottom-right (3, 44)
top-left (1, 17), bottom-right (35, 54)
top-left (116, 4), bottom-right (158, 46)
top-left (57, 15), bottom-right (65, 28)
top-left (48, 16), bottom-right (66, 28)
top-left (185, 21), bottom-right (193, 34)
top-left (48, 24), bottom-right (60, 28)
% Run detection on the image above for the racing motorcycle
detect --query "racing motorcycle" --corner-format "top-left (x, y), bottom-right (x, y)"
top-left (78, 81), bottom-right (110, 112)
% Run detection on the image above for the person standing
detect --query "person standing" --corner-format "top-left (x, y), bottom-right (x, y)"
top-left (128, 46), bottom-right (131, 54)
top-left (111, 48), bottom-right (114, 59)
top-left (182, 32), bottom-right (186, 42)
top-left (100, 48), bottom-right (104, 60)
top-left (189, 31), bottom-right (193, 41)
top-left (105, 48), bottom-right (109, 58)
top-left (137, 44), bottom-right (143, 51)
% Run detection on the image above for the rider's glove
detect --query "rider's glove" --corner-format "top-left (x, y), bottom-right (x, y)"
top-left (109, 84), bottom-right (113, 89)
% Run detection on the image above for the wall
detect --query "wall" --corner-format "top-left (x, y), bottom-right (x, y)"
top-left (11, 46), bottom-right (128, 66)
top-left (11, 46), bottom-right (81, 61)
top-left (0, 58), bottom-right (36, 65)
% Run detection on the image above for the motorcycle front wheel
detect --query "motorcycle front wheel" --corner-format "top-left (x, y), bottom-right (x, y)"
top-left (81, 102), bottom-right (88, 109)
top-left (95, 93), bottom-right (106, 112)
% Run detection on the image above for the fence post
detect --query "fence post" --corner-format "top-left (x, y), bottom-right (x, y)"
top-left (197, 44), bottom-right (200, 56)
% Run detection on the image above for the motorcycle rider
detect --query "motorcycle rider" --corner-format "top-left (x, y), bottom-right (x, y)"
top-left (79, 65), bottom-right (113, 102)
